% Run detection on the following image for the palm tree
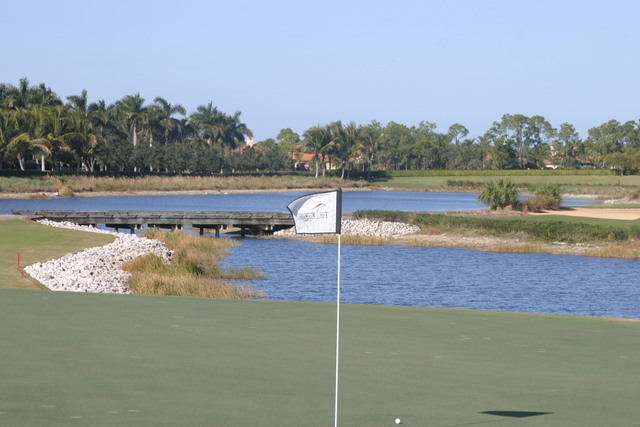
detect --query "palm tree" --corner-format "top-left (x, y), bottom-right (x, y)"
top-left (63, 110), bottom-right (102, 172)
top-left (66, 90), bottom-right (89, 115)
top-left (327, 121), bottom-right (358, 179)
top-left (2, 78), bottom-right (60, 110)
top-left (7, 108), bottom-right (51, 171)
top-left (356, 121), bottom-right (382, 179)
top-left (86, 100), bottom-right (117, 172)
top-left (218, 111), bottom-right (252, 173)
top-left (0, 109), bottom-right (16, 170)
top-left (189, 104), bottom-right (252, 173)
top-left (116, 94), bottom-right (146, 147)
top-left (153, 97), bottom-right (186, 145)
top-left (189, 102), bottom-right (225, 146)
top-left (220, 111), bottom-right (252, 150)
top-left (302, 125), bottom-right (331, 178)
top-left (5, 78), bottom-right (33, 110)
top-left (87, 99), bottom-right (112, 140)
top-left (42, 105), bottom-right (70, 171)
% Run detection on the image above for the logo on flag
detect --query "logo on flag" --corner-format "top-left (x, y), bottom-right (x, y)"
top-left (287, 189), bottom-right (342, 234)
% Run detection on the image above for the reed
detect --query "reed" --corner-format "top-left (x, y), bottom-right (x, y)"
top-left (57, 186), bottom-right (75, 197)
top-left (0, 176), bottom-right (58, 193)
top-left (124, 229), bottom-right (265, 299)
top-left (587, 244), bottom-right (640, 259)
top-left (266, 233), bottom-right (388, 245)
top-left (0, 174), bottom-right (370, 194)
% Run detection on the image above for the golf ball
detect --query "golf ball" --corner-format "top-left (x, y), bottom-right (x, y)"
top-left (395, 418), bottom-right (401, 424)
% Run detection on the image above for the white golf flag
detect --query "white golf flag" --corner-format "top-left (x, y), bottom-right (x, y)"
top-left (287, 189), bottom-right (342, 234)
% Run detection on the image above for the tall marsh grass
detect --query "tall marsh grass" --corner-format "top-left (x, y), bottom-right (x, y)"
top-left (123, 229), bottom-right (265, 299)
top-left (0, 174), bottom-right (367, 194)
top-left (0, 176), bottom-right (58, 193)
top-left (267, 233), bottom-right (388, 245)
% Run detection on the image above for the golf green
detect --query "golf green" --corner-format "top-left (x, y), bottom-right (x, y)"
top-left (0, 289), bottom-right (638, 426)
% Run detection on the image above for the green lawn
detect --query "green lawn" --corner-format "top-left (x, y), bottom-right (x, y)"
top-left (0, 290), bottom-right (638, 427)
top-left (493, 212), bottom-right (640, 230)
top-left (376, 175), bottom-right (640, 192)
top-left (0, 218), bottom-right (115, 289)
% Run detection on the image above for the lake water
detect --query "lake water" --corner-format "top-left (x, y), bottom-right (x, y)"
top-left (222, 239), bottom-right (639, 319)
top-left (0, 191), bottom-right (485, 213)
top-left (0, 190), bottom-right (599, 214)
top-left (3, 191), bottom-right (633, 319)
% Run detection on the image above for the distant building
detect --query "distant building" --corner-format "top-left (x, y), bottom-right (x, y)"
top-left (288, 152), bottom-right (335, 171)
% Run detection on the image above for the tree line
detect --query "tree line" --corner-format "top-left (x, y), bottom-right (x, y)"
top-left (2, 78), bottom-right (640, 176)
top-left (0, 79), bottom-right (258, 174)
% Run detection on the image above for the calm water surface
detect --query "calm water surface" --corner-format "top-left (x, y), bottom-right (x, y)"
top-left (223, 239), bottom-right (639, 319)
top-left (0, 190), bottom-right (600, 214)
top-left (0, 191), bottom-right (489, 213)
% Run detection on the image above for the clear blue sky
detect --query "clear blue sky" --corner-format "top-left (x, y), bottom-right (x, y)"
top-left (1, 0), bottom-right (638, 142)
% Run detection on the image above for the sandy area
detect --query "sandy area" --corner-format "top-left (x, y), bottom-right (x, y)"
top-left (530, 207), bottom-right (640, 221)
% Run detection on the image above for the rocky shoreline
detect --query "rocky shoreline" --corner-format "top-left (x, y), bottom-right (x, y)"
top-left (25, 218), bottom-right (418, 294)
top-left (25, 220), bottom-right (172, 293)
top-left (24, 213), bottom-right (638, 295)
top-left (275, 218), bottom-right (420, 237)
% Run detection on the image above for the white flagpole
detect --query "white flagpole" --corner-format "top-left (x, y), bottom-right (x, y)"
top-left (334, 233), bottom-right (341, 427)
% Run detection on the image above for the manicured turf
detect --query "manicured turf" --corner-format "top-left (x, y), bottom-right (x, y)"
top-left (0, 289), bottom-right (638, 426)
top-left (491, 212), bottom-right (640, 230)
top-left (0, 218), bottom-right (115, 289)
top-left (376, 175), bottom-right (640, 191)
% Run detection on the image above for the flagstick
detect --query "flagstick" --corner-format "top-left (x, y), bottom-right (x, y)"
top-left (334, 233), bottom-right (341, 427)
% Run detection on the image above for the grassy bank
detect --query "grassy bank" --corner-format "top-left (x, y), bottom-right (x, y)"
top-left (124, 229), bottom-right (264, 299)
top-left (354, 210), bottom-right (640, 244)
top-left (1, 290), bottom-right (638, 426)
top-left (0, 218), bottom-right (115, 289)
top-left (2, 172), bottom-right (639, 199)
top-left (375, 174), bottom-right (640, 197)
top-left (0, 174), bottom-right (368, 196)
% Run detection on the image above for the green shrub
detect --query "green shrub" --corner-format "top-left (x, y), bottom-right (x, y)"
top-left (520, 195), bottom-right (561, 212)
top-left (535, 183), bottom-right (562, 202)
top-left (519, 183), bottom-right (563, 212)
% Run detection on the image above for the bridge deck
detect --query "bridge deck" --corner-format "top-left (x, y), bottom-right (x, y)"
top-left (12, 210), bottom-right (295, 236)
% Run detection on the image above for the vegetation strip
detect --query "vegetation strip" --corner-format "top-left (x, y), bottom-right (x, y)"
top-left (0, 175), bottom-right (368, 196)
top-left (354, 210), bottom-right (638, 243)
top-left (2, 78), bottom-right (640, 182)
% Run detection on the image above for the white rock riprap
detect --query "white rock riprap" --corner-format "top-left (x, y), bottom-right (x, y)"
top-left (35, 219), bottom-right (120, 236)
top-left (25, 221), bottom-right (172, 294)
top-left (275, 218), bottom-right (419, 237)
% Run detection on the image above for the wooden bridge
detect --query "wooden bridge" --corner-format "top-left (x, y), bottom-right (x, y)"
top-left (12, 210), bottom-right (295, 237)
